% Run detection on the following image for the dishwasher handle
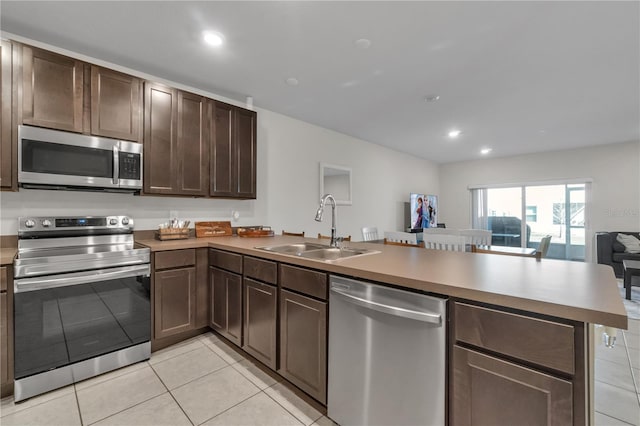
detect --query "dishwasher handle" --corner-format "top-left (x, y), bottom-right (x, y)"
top-left (331, 287), bottom-right (442, 324)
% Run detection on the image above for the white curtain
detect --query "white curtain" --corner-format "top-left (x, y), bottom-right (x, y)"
top-left (471, 188), bottom-right (488, 230)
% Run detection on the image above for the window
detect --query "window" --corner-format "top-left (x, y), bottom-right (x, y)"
top-left (470, 182), bottom-right (589, 261)
top-left (526, 206), bottom-right (537, 222)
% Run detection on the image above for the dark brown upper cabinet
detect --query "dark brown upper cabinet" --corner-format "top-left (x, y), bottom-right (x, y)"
top-left (90, 66), bottom-right (142, 142)
top-left (144, 82), bottom-right (208, 196)
top-left (1, 40), bottom-right (14, 190)
top-left (19, 45), bottom-right (84, 133)
top-left (14, 43), bottom-right (142, 143)
top-left (210, 101), bottom-right (256, 199)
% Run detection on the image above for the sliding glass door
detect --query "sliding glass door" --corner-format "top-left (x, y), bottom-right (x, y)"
top-left (480, 183), bottom-right (587, 261)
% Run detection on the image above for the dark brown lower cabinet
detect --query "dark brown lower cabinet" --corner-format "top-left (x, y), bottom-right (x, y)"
top-left (209, 267), bottom-right (242, 346)
top-left (278, 289), bottom-right (327, 404)
top-left (154, 267), bottom-right (196, 339)
top-left (451, 345), bottom-right (573, 426)
top-left (243, 278), bottom-right (277, 369)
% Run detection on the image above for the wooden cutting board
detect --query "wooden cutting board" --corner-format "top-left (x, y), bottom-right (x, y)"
top-left (195, 221), bottom-right (232, 238)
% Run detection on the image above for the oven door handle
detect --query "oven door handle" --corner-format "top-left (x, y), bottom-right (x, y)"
top-left (14, 264), bottom-right (150, 293)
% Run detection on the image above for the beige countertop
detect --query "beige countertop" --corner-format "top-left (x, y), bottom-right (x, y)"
top-left (138, 235), bottom-right (627, 329)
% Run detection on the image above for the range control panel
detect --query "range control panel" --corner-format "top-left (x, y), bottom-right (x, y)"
top-left (18, 216), bottom-right (133, 235)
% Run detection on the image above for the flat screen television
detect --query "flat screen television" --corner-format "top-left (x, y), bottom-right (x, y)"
top-left (410, 193), bottom-right (438, 230)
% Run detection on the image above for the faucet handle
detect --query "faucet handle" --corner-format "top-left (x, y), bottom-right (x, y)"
top-left (335, 237), bottom-right (345, 249)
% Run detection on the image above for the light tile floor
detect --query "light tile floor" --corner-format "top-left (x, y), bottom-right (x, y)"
top-left (594, 317), bottom-right (640, 426)
top-left (0, 333), bottom-right (335, 426)
top-left (2, 320), bottom-right (639, 425)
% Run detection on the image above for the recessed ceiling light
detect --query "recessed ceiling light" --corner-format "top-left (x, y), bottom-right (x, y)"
top-left (448, 129), bottom-right (462, 138)
top-left (285, 77), bottom-right (299, 86)
top-left (480, 148), bottom-right (492, 155)
top-left (355, 38), bottom-right (372, 49)
top-left (203, 31), bottom-right (224, 47)
top-left (425, 95), bottom-right (440, 102)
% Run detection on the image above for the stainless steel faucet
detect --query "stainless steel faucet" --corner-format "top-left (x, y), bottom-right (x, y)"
top-left (315, 194), bottom-right (339, 247)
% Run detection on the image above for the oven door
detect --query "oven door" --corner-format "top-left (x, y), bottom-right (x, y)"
top-left (13, 264), bottom-right (150, 380)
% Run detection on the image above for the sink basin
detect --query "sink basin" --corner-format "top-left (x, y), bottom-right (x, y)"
top-left (298, 247), bottom-right (374, 261)
top-left (256, 243), bottom-right (379, 262)
top-left (258, 242), bottom-right (328, 256)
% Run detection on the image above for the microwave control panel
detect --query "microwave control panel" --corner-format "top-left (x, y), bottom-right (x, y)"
top-left (119, 153), bottom-right (141, 180)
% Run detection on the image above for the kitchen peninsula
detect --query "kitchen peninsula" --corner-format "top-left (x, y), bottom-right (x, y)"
top-left (134, 234), bottom-right (626, 426)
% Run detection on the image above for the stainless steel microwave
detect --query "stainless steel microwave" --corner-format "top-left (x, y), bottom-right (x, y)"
top-left (18, 125), bottom-right (142, 192)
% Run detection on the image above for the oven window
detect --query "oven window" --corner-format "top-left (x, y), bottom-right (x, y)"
top-left (14, 275), bottom-right (150, 379)
top-left (21, 140), bottom-right (113, 178)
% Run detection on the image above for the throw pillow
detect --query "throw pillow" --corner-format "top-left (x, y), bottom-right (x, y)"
top-left (616, 233), bottom-right (640, 254)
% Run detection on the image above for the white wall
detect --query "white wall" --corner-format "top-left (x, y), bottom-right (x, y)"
top-left (258, 109), bottom-right (439, 239)
top-left (0, 35), bottom-right (439, 238)
top-left (438, 141), bottom-right (640, 261)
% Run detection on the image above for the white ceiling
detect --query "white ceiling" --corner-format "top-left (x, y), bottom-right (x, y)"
top-left (1, 1), bottom-right (638, 163)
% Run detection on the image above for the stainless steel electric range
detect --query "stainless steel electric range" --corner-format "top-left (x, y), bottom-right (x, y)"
top-left (13, 215), bottom-right (151, 401)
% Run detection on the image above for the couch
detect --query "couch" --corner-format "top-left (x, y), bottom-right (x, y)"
top-left (596, 232), bottom-right (640, 278)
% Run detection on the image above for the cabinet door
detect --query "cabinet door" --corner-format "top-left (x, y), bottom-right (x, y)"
top-left (243, 278), bottom-right (277, 369)
top-left (279, 289), bottom-right (327, 404)
top-left (210, 101), bottom-right (234, 196)
top-left (177, 91), bottom-right (208, 195)
top-left (0, 292), bottom-right (7, 388)
top-left (144, 82), bottom-right (177, 194)
top-left (1, 41), bottom-right (13, 189)
top-left (451, 345), bottom-right (573, 426)
top-left (235, 107), bottom-right (256, 198)
top-left (21, 45), bottom-right (84, 132)
top-left (209, 267), bottom-right (242, 346)
top-left (154, 267), bottom-right (196, 339)
top-left (195, 248), bottom-right (209, 329)
top-left (90, 66), bottom-right (142, 142)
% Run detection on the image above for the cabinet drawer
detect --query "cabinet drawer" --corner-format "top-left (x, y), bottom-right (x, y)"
top-left (454, 302), bottom-right (575, 375)
top-left (279, 264), bottom-right (327, 301)
top-left (155, 249), bottom-right (196, 270)
top-left (244, 257), bottom-right (277, 285)
top-left (209, 249), bottom-right (243, 274)
top-left (0, 267), bottom-right (6, 292)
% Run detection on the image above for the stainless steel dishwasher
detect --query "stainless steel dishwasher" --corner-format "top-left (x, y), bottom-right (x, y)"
top-left (328, 275), bottom-right (446, 426)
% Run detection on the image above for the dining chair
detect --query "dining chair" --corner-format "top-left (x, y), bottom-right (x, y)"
top-left (423, 234), bottom-right (467, 252)
top-left (384, 238), bottom-right (425, 248)
top-left (537, 235), bottom-right (552, 259)
top-left (459, 229), bottom-right (492, 246)
top-left (361, 227), bottom-right (379, 242)
top-left (422, 228), bottom-right (456, 235)
top-left (282, 230), bottom-right (305, 237)
top-left (383, 231), bottom-right (418, 245)
top-left (318, 233), bottom-right (351, 241)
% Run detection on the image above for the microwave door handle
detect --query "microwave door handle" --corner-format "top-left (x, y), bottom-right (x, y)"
top-left (113, 145), bottom-right (119, 185)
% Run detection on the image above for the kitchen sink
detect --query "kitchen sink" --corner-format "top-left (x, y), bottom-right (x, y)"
top-left (298, 247), bottom-right (375, 261)
top-left (258, 242), bottom-right (328, 255)
top-left (256, 243), bottom-right (379, 262)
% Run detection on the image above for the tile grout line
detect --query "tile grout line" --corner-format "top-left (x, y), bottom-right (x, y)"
top-left (73, 384), bottom-right (85, 426)
top-left (80, 364), bottom-right (169, 425)
top-left (621, 332), bottom-right (640, 407)
top-left (147, 364), bottom-right (196, 426)
top-left (193, 389), bottom-right (263, 426)
top-left (150, 341), bottom-right (208, 366)
top-left (262, 385), bottom-right (323, 426)
top-left (83, 391), bottom-right (168, 426)
top-left (0, 389), bottom-right (74, 419)
top-left (156, 362), bottom-right (232, 394)
top-left (595, 410), bottom-right (635, 426)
